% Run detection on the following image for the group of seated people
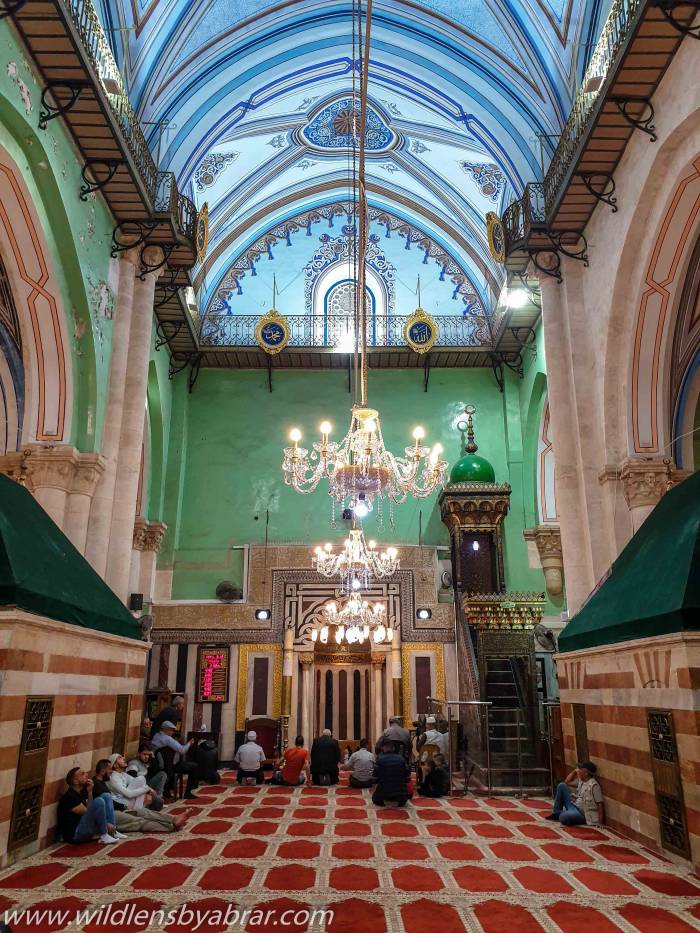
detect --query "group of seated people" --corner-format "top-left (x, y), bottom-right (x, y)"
top-left (231, 717), bottom-right (451, 805)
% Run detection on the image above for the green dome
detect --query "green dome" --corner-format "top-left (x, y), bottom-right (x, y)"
top-left (450, 454), bottom-right (496, 484)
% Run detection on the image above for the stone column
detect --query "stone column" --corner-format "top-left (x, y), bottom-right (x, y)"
top-left (106, 249), bottom-right (163, 602)
top-left (64, 454), bottom-right (105, 554)
top-left (86, 251), bottom-right (139, 576)
top-left (371, 653), bottom-right (385, 746)
top-left (539, 272), bottom-right (596, 614)
top-left (130, 518), bottom-right (167, 603)
top-left (281, 625), bottom-right (295, 749)
top-left (390, 628), bottom-right (403, 721)
top-left (523, 525), bottom-right (564, 597)
top-left (618, 458), bottom-right (689, 532)
top-left (299, 652), bottom-right (315, 744)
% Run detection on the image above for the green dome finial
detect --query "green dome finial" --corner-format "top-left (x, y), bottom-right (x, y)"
top-left (450, 405), bottom-right (496, 483)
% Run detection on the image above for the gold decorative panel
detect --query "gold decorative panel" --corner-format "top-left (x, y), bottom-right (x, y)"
top-left (401, 643), bottom-right (445, 723)
top-left (236, 643), bottom-right (282, 730)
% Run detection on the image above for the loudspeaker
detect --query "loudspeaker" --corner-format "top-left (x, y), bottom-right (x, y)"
top-left (129, 593), bottom-right (144, 611)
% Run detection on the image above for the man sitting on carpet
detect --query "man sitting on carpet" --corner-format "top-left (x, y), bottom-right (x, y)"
top-left (372, 740), bottom-right (411, 807)
top-left (152, 721), bottom-right (200, 799)
top-left (234, 730), bottom-right (267, 784)
top-left (310, 728), bottom-right (341, 786)
top-left (547, 760), bottom-right (605, 826)
top-left (342, 738), bottom-right (375, 789)
top-left (126, 743), bottom-right (167, 807)
top-left (57, 767), bottom-right (126, 845)
top-left (93, 759), bottom-right (187, 834)
top-left (418, 756), bottom-right (450, 798)
top-left (272, 734), bottom-right (311, 786)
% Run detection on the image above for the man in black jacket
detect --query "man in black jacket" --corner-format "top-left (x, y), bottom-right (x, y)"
top-left (310, 729), bottom-right (341, 785)
top-left (372, 741), bottom-right (411, 807)
top-left (150, 696), bottom-right (185, 738)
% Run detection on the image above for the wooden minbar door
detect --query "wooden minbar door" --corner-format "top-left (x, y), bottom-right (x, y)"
top-left (9, 696), bottom-right (54, 852)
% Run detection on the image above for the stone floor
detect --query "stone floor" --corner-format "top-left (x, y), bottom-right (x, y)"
top-left (0, 772), bottom-right (698, 931)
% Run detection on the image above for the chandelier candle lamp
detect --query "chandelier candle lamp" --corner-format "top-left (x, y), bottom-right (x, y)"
top-left (311, 592), bottom-right (393, 645)
top-left (313, 526), bottom-right (399, 592)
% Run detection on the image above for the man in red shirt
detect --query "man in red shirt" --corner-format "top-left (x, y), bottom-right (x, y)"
top-left (273, 735), bottom-right (311, 786)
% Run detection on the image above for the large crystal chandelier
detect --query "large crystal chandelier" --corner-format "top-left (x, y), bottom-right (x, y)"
top-left (314, 527), bottom-right (398, 593)
top-left (310, 592), bottom-right (393, 645)
top-left (281, 0), bottom-right (447, 513)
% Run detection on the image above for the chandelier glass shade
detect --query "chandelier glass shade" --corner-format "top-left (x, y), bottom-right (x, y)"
top-left (313, 527), bottom-right (399, 592)
top-left (310, 592), bottom-right (393, 645)
top-left (283, 407), bottom-right (447, 510)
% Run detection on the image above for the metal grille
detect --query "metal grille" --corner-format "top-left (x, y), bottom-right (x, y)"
top-left (0, 253), bottom-right (21, 348)
top-left (23, 699), bottom-right (52, 752)
top-left (9, 784), bottom-right (43, 847)
top-left (658, 793), bottom-right (688, 853)
top-left (112, 695), bottom-right (130, 756)
top-left (648, 711), bottom-right (675, 762)
top-left (9, 696), bottom-right (53, 852)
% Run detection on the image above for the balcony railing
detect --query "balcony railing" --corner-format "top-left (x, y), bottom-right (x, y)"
top-left (502, 0), bottom-right (646, 253)
top-left (62, 0), bottom-right (196, 246)
top-left (199, 314), bottom-right (486, 349)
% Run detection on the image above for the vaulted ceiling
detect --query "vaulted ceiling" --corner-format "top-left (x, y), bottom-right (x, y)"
top-left (95, 0), bottom-right (611, 323)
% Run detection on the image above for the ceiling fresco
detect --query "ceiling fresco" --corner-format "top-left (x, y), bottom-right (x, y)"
top-left (94, 0), bottom-right (613, 324)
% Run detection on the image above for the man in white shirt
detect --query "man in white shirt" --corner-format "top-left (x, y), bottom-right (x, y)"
top-left (547, 760), bottom-right (605, 826)
top-left (234, 730), bottom-right (266, 784)
top-left (421, 716), bottom-right (448, 756)
top-left (126, 743), bottom-right (167, 808)
top-left (151, 721), bottom-right (199, 799)
top-left (107, 753), bottom-right (151, 810)
top-left (342, 738), bottom-right (375, 788)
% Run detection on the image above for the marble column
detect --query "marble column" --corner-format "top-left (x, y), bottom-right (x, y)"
top-left (299, 652), bottom-right (315, 744)
top-left (86, 250), bottom-right (139, 576)
top-left (523, 525), bottom-right (564, 597)
top-left (106, 249), bottom-right (163, 602)
top-left (371, 653), bottom-right (385, 746)
top-left (539, 272), bottom-right (596, 614)
top-left (281, 626), bottom-right (295, 749)
top-left (390, 628), bottom-right (403, 721)
top-left (64, 454), bottom-right (105, 553)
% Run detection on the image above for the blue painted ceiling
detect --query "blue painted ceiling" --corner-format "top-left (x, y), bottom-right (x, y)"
top-left (95, 0), bottom-right (611, 323)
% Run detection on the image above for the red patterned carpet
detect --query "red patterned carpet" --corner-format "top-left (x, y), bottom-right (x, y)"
top-left (1, 772), bottom-right (699, 932)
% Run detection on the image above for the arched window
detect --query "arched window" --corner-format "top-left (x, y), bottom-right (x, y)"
top-left (324, 279), bottom-right (377, 347)
top-left (0, 253), bottom-right (24, 455)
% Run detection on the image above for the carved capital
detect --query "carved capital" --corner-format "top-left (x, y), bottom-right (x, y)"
top-left (12, 445), bottom-right (79, 493)
top-left (133, 518), bottom-right (149, 551)
top-left (617, 458), bottom-right (690, 510)
top-left (71, 453), bottom-right (105, 497)
top-left (371, 652), bottom-right (386, 668)
top-left (298, 652), bottom-right (315, 668)
top-left (133, 519), bottom-right (167, 552)
top-left (523, 525), bottom-right (563, 597)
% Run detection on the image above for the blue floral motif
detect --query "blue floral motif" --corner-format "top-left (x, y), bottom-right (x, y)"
top-left (195, 151), bottom-right (238, 191)
top-left (302, 98), bottom-right (394, 151)
top-left (460, 162), bottom-right (505, 202)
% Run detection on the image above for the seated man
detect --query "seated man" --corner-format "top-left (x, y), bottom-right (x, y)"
top-left (547, 761), bottom-right (605, 826)
top-left (234, 730), bottom-right (266, 784)
top-left (126, 744), bottom-right (167, 807)
top-left (272, 735), bottom-right (310, 786)
top-left (420, 716), bottom-right (448, 756)
top-left (372, 741), bottom-right (411, 808)
top-left (151, 721), bottom-right (199, 799)
top-left (343, 738), bottom-right (375, 789)
top-left (93, 759), bottom-right (187, 833)
top-left (194, 730), bottom-right (221, 785)
top-left (418, 756), bottom-right (450, 798)
top-left (150, 695), bottom-right (185, 738)
top-left (57, 767), bottom-right (126, 845)
top-left (310, 728), bottom-right (341, 786)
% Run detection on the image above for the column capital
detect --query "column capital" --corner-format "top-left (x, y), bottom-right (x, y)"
top-left (608, 458), bottom-right (691, 510)
top-left (1, 444), bottom-right (79, 493)
top-left (133, 519), bottom-right (168, 552)
top-left (370, 652), bottom-right (386, 668)
top-left (298, 652), bottom-right (315, 668)
top-left (72, 453), bottom-right (106, 497)
top-left (523, 525), bottom-right (564, 597)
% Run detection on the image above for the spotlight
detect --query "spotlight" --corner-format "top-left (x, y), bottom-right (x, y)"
top-left (416, 608), bottom-right (432, 620)
top-left (504, 287), bottom-right (528, 309)
top-left (472, 541), bottom-right (480, 551)
top-left (255, 609), bottom-right (271, 621)
top-left (583, 74), bottom-right (603, 94)
top-left (351, 578), bottom-right (362, 591)
top-left (353, 494), bottom-right (369, 519)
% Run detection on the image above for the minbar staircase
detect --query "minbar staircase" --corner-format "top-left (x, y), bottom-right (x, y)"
top-left (485, 657), bottom-right (549, 794)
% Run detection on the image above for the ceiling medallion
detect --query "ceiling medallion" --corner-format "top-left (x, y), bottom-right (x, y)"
top-left (314, 526), bottom-right (399, 593)
top-left (486, 211), bottom-right (506, 264)
top-left (311, 591), bottom-right (393, 645)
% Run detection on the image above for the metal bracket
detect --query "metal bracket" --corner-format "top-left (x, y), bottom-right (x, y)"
top-left (154, 320), bottom-right (182, 351)
top-left (79, 159), bottom-right (123, 201)
top-left (508, 326), bottom-right (537, 355)
top-left (139, 243), bottom-right (174, 280)
top-left (489, 351), bottom-right (523, 392)
top-left (610, 97), bottom-right (657, 141)
top-left (169, 351), bottom-right (202, 391)
top-left (423, 353), bottom-right (431, 393)
top-left (652, 0), bottom-right (700, 38)
top-left (188, 353), bottom-right (202, 393)
top-left (111, 219), bottom-right (156, 258)
top-left (38, 80), bottom-right (90, 130)
top-left (0, 0), bottom-right (27, 19)
top-left (576, 172), bottom-right (618, 213)
top-left (528, 228), bottom-right (589, 282)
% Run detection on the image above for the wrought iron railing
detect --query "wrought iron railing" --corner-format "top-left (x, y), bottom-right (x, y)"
top-left (61, 0), bottom-right (196, 248)
top-left (502, 0), bottom-right (646, 253)
top-left (199, 314), bottom-right (485, 349)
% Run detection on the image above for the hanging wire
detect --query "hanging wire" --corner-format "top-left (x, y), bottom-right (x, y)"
top-left (358, 0), bottom-right (374, 407)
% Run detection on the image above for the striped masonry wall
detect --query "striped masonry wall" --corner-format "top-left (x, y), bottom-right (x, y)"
top-left (0, 610), bottom-right (149, 866)
top-left (556, 631), bottom-right (700, 869)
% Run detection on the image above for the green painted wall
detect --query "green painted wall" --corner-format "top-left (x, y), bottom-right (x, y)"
top-left (164, 367), bottom-right (550, 600)
top-left (0, 23), bottom-right (116, 451)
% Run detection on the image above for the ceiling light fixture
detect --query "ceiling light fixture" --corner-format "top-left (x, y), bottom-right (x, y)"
top-left (310, 592), bottom-right (393, 645)
top-left (313, 527), bottom-right (399, 593)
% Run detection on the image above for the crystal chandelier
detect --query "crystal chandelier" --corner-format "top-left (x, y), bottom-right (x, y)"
top-left (280, 0), bottom-right (447, 513)
top-left (314, 527), bottom-right (398, 593)
top-left (310, 592), bottom-right (394, 645)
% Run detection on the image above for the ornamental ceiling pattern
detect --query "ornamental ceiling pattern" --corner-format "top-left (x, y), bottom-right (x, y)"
top-left (95, 0), bottom-right (613, 330)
